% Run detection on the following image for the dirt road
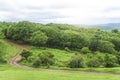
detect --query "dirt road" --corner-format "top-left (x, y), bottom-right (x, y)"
top-left (6, 40), bottom-right (35, 70)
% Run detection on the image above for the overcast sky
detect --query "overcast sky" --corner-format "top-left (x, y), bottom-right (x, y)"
top-left (0, 0), bottom-right (120, 24)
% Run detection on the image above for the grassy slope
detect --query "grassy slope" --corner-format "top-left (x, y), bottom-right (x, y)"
top-left (21, 46), bottom-right (120, 74)
top-left (21, 47), bottom-right (74, 67)
top-left (1, 40), bottom-right (18, 60)
top-left (0, 65), bottom-right (120, 80)
top-left (0, 41), bottom-right (120, 80)
top-left (31, 47), bottom-right (74, 61)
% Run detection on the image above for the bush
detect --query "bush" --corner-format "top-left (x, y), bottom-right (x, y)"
top-left (116, 52), bottom-right (120, 64)
top-left (87, 52), bottom-right (105, 67)
top-left (33, 59), bottom-right (41, 68)
top-left (0, 57), bottom-right (6, 63)
top-left (105, 54), bottom-right (119, 67)
top-left (81, 47), bottom-right (91, 54)
top-left (87, 58), bottom-right (101, 67)
top-left (20, 49), bottom-right (32, 60)
top-left (68, 54), bottom-right (86, 68)
top-left (33, 51), bottom-right (54, 67)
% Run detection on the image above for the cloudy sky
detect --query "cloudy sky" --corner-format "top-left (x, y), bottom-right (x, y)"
top-left (0, 0), bottom-right (120, 24)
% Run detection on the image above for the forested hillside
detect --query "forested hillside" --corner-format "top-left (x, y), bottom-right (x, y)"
top-left (0, 21), bottom-right (120, 68)
top-left (0, 24), bottom-right (18, 64)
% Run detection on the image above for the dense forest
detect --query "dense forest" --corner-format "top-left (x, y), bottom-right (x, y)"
top-left (0, 21), bottom-right (120, 68)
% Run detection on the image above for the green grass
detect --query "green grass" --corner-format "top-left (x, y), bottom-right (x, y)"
top-left (31, 47), bottom-right (74, 61)
top-left (0, 42), bottom-right (120, 80)
top-left (21, 46), bottom-right (120, 74)
top-left (2, 40), bottom-right (18, 60)
top-left (21, 47), bottom-right (75, 67)
top-left (0, 64), bottom-right (120, 80)
top-left (59, 67), bottom-right (120, 74)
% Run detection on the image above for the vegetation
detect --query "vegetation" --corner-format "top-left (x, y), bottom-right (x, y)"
top-left (0, 21), bottom-right (120, 80)
top-left (1, 21), bottom-right (120, 68)
top-left (0, 65), bottom-right (120, 80)
top-left (0, 40), bottom-right (18, 63)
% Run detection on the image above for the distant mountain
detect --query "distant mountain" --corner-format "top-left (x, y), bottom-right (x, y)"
top-left (95, 23), bottom-right (120, 30)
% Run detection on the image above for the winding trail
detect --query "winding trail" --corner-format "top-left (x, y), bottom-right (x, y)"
top-left (5, 40), bottom-right (120, 75)
top-left (6, 40), bottom-right (36, 70)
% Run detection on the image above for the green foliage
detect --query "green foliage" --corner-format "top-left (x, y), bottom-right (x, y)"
top-left (116, 52), bottom-right (120, 64)
top-left (40, 26), bottom-right (61, 47)
top-left (4, 21), bottom-right (36, 43)
top-left (110, 38), bottom-right (120, 51)
top-left (105, 54), bottom-right (118, 67)
top-left (29, 31), bottom-right (48, 46)
top-left (87, 52), bottom-right (105, 67)
top-left (89, 36), bottom-right (116, 54)
top-left (97, 40), bottom-right (116, 54)
top-left (20, 50), bottom-right (32, 60)
top-left (60, 30), bottom-right (86, 49)
top-left (112, 29), bottom-right (119, 33)
top-left (33, 51), bottom-right (54, 67)
top-left (0, 41), bottom-right (7, 63)
top-left (68, 54), bottom-right (86, 68)
top-left (81, 47), bottom-right (91, 54)
top-left (1, 21), bottom-right (120, 68)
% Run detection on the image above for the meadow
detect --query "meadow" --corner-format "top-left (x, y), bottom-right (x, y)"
top-left (0, 64), bottom-right (120, 80)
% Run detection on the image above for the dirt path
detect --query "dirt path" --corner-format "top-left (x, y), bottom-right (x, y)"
top-left (6, 40), bottom-right (35, 70)
top-left (5, 40), bottom-right (120, 75)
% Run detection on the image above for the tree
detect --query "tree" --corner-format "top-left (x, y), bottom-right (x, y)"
top-left (87, 52), bottom-right (105, 67)
top-left (89, 34), bottom-right (101, 51)
top-left (116, 52), bottom-right (120, 64)
top-left (40, 26), bottom-right (61, 47)
top-left (29, 31), bottom-right (48, 46)
top-left (4, 21), bottom-right (36, 43)
top-left (89, 36), bottom-right (116, 54)
top-left (60, 30), bottom-right (85, 49)
top-left (105, 54), bottom-right (118, 67)
top-left (112, 29), bottom-right (119, 33)
top-left (110, 38), bottom-right (120, 51)
top-left (97, 40), bottom-right (116, 54)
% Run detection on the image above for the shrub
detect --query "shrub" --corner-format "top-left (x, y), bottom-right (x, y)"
top-left (33, 59), bottom-right (41, 68)
top-left (20, 49), bottom-right (32, 60)
top-left (116, 52), bottom-right (120, 64)
top-left (81, 47), bottom-right (91, 54)
top-left (0, 57), bottom-right (6, 63)
top-left (87, 52), bottom-right (105, 67)
top-left (87, 56), bottom-right (105, 68)
top-left (105, 54), bottom-right (119, 67)
top-left (68, 54), bottom-right (86, 68)
top-left (33, 51), bottom-right (54, 67)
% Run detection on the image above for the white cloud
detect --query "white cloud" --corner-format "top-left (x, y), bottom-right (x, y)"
top-left (0, 0), bottom-right (120, 24)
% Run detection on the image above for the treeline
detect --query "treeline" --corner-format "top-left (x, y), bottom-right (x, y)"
top-left (1, 21), bottom-right (120, 67)
top-left (1, 21), bottom-right (99, 49)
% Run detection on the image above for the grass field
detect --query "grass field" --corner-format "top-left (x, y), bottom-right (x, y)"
top-left (21, 46), bottom-right (75, 67)
top-left (0, 64), bottom-right (120, 80)
top-left (30, 47), bottom-right (74, 61)
top-left (0, 40), bottom-right (18, 60)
